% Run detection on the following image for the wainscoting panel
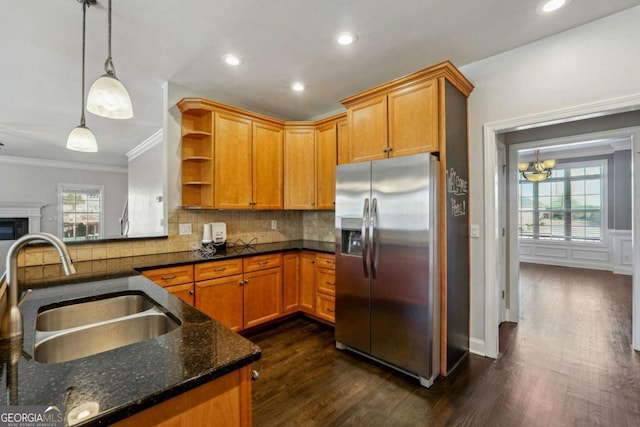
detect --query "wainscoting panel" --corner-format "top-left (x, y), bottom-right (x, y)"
top-left (519, 230), bottom-right (632, 274)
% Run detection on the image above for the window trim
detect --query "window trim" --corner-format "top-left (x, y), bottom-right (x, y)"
top-left (517, 158), bottom-right (608, 245)
top-left (57, 183), bottom-right (105, 241)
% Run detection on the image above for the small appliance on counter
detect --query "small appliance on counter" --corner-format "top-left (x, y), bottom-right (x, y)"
top-left (210, 222), bottom-right (227, 247)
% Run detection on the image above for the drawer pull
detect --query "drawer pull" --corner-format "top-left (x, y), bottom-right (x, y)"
top-left (258, 261), bottom-right (268, 266)
top-left (326, 260), bottom-right (335, 265)
top-left (327, 281), bottom-right (335, 286)
top-left (161, 275), bottom-right (177, 280)
top-left (213, 267), bottom-right (226, 272)
top-left (326, 307), bottom-right (335, 313)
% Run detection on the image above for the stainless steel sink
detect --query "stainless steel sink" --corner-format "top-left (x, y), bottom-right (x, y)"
top-left (33, 292), bottom-right (181, 364)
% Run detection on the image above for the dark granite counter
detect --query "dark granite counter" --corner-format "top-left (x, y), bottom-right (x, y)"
top-left (19, 240), bottom-right (334, 287)
top-left (0, 276), bottom-right (261, 426)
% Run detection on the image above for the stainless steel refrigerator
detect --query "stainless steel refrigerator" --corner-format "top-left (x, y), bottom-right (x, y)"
top-left (335, 153), bottom-right (440, 388)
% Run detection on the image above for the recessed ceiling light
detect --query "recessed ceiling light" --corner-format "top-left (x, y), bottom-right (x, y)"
top-left (222, 54), bottom-right (242, 66)
top-left (539, 0), bottom-right (570, 13)
top-left (291, 82), bottom-right (305, 92)
top-left (335, 31), bottom-right (358, 46)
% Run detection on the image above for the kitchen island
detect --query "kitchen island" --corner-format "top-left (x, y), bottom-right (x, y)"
top-left (0, 275), bottom-right (261, 426)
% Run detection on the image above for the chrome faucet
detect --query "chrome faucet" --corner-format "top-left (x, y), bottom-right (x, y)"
top-left (1, 232), bottom-right (76, 339)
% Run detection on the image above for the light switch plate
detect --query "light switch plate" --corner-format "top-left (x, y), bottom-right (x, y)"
top-left (179, 223), bottom-right (192, 235)
top-left (470, 224), bottom-right (480, 238)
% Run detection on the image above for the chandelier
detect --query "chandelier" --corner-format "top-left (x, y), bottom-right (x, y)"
top-left (518, 150), bottom-right (555, 182)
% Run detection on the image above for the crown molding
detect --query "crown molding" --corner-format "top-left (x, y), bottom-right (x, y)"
top-left (0, 155), bottom-right (127, 173)
top-left (127, 129), bottom-right (164, 161)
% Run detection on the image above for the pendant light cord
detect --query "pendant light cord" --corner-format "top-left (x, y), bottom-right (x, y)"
top-left (105, 0), bottom-right (116, 76)
top-left (80, 0), bottom-right (88, 126)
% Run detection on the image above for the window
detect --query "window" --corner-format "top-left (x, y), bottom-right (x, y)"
top-left (58, 184), bottom-right (104, 241)
top-left (518, 160), bottom-right (605, 242)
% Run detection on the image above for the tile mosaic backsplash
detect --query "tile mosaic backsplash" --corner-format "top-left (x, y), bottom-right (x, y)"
top-left (19, 209), bottom-right (335, 268)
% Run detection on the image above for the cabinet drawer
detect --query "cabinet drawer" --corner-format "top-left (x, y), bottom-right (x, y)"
top-left (195, 259), bottom-right (243, 281)
top-left (315, 253), bottom-right (335, 270)
top-left (315, 293), bottom-right (335, 323)
top-left (243, 253), bottom-right (282, 273)
top-left (142, 265), bottom-right (194, 287)
top-left (316, 268), bottom-right (335, 296)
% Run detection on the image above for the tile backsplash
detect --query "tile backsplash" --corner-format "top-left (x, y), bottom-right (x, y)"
top-left (18, 209), bottom-right (335, 268)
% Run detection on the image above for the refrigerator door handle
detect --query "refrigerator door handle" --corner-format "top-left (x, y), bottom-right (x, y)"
top-left (361, 198), bottom-right (370, 278)
top-left (370, 197), bottom-right (379, 279)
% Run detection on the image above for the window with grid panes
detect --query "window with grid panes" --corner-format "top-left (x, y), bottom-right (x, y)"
top-left (59, 184), bottom-right (104, 241)
top-left (518, 160), bottom-right (605, 242)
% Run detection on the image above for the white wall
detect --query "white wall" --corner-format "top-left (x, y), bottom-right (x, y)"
top-left (0, 158), bottom-right (127, 238)
top-left (460, 6), bottom-right (640, 346)
top-left (128, 134), bottom-right (166, 237)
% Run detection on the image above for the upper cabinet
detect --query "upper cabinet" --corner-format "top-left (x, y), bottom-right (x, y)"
top-left (214, 111), bottom-right (253, 209)
top-left (283, 113), bottom-right (344, 210)
top-left (177, 99), bottom-right (285, 210)
top-left (284, 124), bottom-right (316, 210)
top-left (178, 101), bottom-right (214, 208)
top-left (341, 61), bottom-right (473, 164)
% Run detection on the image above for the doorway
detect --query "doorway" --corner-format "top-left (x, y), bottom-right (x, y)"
top-left (483, 95), bottom-right (640, 358)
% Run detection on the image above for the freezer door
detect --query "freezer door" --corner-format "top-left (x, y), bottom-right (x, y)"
top-left (369, 153), bottom-right (436, 378)
top-left (335, 161), bottom-right (371, 353)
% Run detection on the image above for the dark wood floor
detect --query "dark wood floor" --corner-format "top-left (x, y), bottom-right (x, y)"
top-left (247, 263), bottom-right (640, 426)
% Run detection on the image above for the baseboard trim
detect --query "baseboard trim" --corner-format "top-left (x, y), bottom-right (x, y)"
top-left (469, 338), bottom-right (486, 357)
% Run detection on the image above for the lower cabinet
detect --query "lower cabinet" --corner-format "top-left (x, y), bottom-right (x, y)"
top-left (195, 254), bottom-right (283, 331)
top-left (112, 365), bottom-right (252, 427)
top-left (142, 250), bottom-right (336, 329)
top-left (196, 274), bottom-right (244, 332)
top-left (282, 252), bottom-right (299, 313)
top-left (299, 252), bottom-right (316, 314)
top-left (141, 265), bottom-right (195, 305)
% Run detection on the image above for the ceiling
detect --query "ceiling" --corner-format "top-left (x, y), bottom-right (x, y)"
top-left (1, 0), bottom-right (639, 167)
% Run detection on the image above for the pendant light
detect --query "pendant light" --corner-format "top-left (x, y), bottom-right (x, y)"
top-left (87, 0), bottom-right (133, 119)
top-left (518, 150), bottom-right (556, 182)
top-left (67, 0), bottom-right (98, 153)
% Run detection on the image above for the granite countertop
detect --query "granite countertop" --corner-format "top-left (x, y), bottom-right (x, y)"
top-left (19, 240), bottom-right (335, 287)
top-left (0, 276), bottom-right (261, 426)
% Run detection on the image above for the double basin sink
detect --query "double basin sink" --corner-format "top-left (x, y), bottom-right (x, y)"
top-left (34, 292), bottom-right (181, 364)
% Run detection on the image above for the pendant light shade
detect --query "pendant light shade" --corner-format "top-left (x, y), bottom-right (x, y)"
top-left (87, 73), bottom-right (132, 118)
top-left (67, 0), bottom-right (98, 153)
top-left (87, 0), bottom-right (133, 119)
top-left (67, 124), bottom-right (98, 152)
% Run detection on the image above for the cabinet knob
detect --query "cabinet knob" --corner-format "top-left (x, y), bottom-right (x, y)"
top-left (310, 259), bottom-right (315, 264)
top-left (244, 279), bottom-right (249, 285)
top-left (382, 148), bottom-right (388, 153)
top-left (388, 147), bottom-right (393, 152)
top-left (251, 370), bottom-right (260, 381)
top-left (189, 290), bottom-right (195, 295)
top-left (311, 201), bottom-right (315, 206)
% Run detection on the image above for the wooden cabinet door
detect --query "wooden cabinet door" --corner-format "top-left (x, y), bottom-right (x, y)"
top-left (337, 119), bottom-right (349, 165)
top-left (252, 121), bottom-right (283, 209)
top-left (166, 283), bottom-right (195, 306)
top-left (215, 112), bottom-right (253, 209)
top-left (347, 94), bottom-right (388, 163)
top-left (196, 274), bottom-right (244, 332)
top-left (243, 267), bottom-right (282, 329)
top-left (299, 252), bottom-right (316, 314)
top-left (316, 123), bottom-right (337, 209)
top-left (282, 252), bottom-right (299, 313)
top-left (284, 127), bottom-right (316, 209)
top-left (388, 79), bottom-right (439, 156)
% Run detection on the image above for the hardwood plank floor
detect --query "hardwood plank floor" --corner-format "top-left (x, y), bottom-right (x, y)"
top-left (247, 263), bottom-right (640, 426)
